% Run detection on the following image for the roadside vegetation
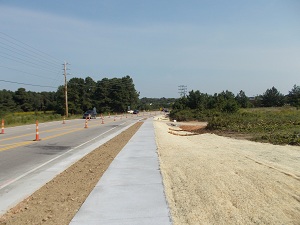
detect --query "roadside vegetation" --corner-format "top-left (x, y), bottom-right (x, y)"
top-left (1, 111), bottom-right (79, 127)
top-left (206, 107), bottom-right (300, 145)
top-left (170, 85), bottom-right (300, 146)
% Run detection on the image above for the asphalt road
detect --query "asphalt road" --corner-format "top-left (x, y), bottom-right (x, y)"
top-left (0, 112), bottom-right (152, 215)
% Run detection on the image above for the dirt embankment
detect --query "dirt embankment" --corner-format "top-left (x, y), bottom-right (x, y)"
top-left (154, 117), bottom-right (300, 225)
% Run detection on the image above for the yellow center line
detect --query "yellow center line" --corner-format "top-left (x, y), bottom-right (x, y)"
top-left (0, 141), bottom-right (34, 151)
top-left (0, 120), bottom-right (120, 152)
top-left (0, 127), bottom-right (83, 152)
top-left (41, 127), bottom-right (84, 141)
top-left (0, 142), bottom-right (28, 147)
top-left (0, 120), bottom-right (101, 142)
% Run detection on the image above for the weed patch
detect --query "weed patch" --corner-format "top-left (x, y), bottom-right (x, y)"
top-left (206, 108), bottom-right (300, 145)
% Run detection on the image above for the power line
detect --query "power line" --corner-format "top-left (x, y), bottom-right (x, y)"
top-left (0, 65), bottom-right (61, 81)
top-left (0, 52), bottom-right (61, 74)
top-left (0, 32), bottom-right (64, 90)
top-left (49, 74), bottom-right (64, 91)
top-left (0, 79), bottom-right (58, 89)
top-left (0, 31), bottom-right (63, 64)
top-left (0, 64), bottom-right (63, 92)
top-left (0, 41), bottom-right (61, 70)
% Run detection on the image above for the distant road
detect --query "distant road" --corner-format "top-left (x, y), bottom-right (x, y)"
top-left (0, 112), bottom-right (158, 215)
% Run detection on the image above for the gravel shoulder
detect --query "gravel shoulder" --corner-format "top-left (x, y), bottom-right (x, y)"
top-left (154, 116), bottom-right (300, 225)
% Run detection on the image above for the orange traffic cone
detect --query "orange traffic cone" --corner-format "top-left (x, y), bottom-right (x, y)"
top-left (84, 119), bottom-right (88, 128)
top-left (34, 120), bottom-right (41, 141)
top-left (1, 119), bottom-right (4, 134)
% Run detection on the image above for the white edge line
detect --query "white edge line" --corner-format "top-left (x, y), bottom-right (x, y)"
top-left (0, 121), bottom-right (130, 190)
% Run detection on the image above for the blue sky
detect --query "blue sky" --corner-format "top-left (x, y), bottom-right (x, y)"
top-left (0, 0), bottom-right (299, 98)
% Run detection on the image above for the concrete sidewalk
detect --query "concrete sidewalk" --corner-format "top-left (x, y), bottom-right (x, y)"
top-left (70, 118), bottom-right (172, 225)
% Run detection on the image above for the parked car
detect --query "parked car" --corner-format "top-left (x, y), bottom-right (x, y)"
top-left (133, 110), bottom-right (139, 114)
top-left (127, 110), bottom-right (134, 114)
top-left (83, 110), bottom-right (97, 119)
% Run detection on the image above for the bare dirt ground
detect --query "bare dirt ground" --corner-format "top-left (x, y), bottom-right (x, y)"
top-left (154, 116), bottom-right (300, 225)
top-left (0, 122), bottom-right (143, 225)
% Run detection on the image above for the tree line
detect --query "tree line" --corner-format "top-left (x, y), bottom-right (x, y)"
top-left (139, 97), bottom-right (176, 111)
top-left (0, 75), bottom-right (140, 116)
top-left (170, 85), bottom-right (300, 120)
top-left (1, 80), bottom-right (299, 117)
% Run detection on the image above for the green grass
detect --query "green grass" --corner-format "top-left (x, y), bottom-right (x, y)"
top-left (206, 107), bottom-right (300, 145)
top-left (0, 111), bottom-right (80, 127)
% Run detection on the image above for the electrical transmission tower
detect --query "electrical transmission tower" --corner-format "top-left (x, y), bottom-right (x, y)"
top-left (178, 85), bottom-right (187, 97)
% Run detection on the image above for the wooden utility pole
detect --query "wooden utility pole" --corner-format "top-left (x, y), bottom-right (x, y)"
top-left (63, 62), bottom-right (69, 117)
